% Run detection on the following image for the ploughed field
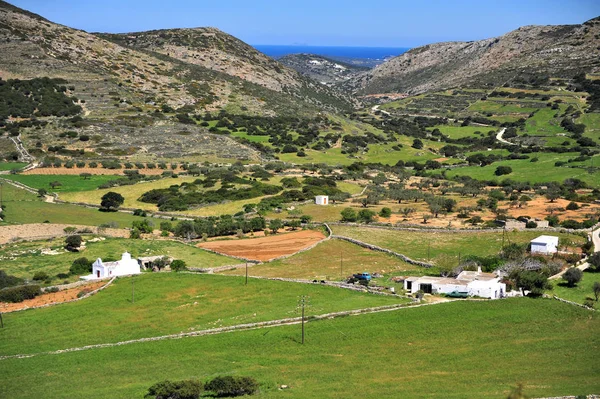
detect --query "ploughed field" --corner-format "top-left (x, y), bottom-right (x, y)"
top-left (197, 229), bottom-right (327, 261)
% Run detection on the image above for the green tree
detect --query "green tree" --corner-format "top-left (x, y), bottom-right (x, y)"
top-left (204, 376), bottom-right (258, 397)
top-left (175, 220), bottom-right (197, 241)
top-left (512, 270), bottom-right (551, 297)
top-left (340, 208), bottom-right (357, 222)
top-left (494, 166), bottom-right (512, 176)
top-left (412, 139), bottom-right (423, 149)
top-left (70, 257), bottom-right (91, 275)
top-left (588, 252), bottom-right (600, 272)
top-left (64, 235), bottom-right (82, 251)
top-left (49, 180), bottom-right (62, 189)
top-left (37, 188), bottom-right (48, 197)
top-left (100, 192), bottom-right (124, 212)
top-left (269, 219), bottom-right (283, 234)
top-left (562, 268), bottom-right (583, 287)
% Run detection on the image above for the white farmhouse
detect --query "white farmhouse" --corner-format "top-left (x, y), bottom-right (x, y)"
top-left (530, 235), bottom-right (559, 255)
top-left (403, 268), bottom-right (506, 299)
top-left (315, 195), bottom-right (329, 205)
top-left (82, 252), bottom-right (141, 280)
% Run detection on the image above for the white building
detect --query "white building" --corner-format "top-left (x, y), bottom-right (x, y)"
top-left (403, 268), bottom-right (506, 299)
top-left (315, 195), bottom-right (329, 205)
top-left (81, 252), bottom-right (141, 280)
top-left (530, 235), bottom-right (559, 255)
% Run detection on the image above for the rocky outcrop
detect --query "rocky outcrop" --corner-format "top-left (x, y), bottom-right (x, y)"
top-left (346, 17), bottom-right (600, 95)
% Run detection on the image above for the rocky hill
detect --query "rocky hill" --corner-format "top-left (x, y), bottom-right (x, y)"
top-left (0, 1), bottom-right (354, 162)
top-left (278, 54), bottom-right (368, 86)
top-left (346, 17), bottom-right (600, 95)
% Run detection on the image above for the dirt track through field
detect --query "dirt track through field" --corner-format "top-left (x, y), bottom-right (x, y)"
top-left (197, 230), bottom-right (326, 261)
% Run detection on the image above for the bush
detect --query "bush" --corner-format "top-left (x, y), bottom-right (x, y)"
top-left (0, 270), bottom-right (24, 289)
top-left (32, 271), bottom-right (50, 281)
top-left (494, 166), bottom-right (512, 176)
top-left (562, 268), bottom-right (583, 287)
top-left (65, 235), bottom-right (82, 251)
top-left (340, 208), bottom-right (357, 222)
top-left (204, 376), bottom-right (258, 397)
top-left (0, 284), bottom-right (41, 303)
top-left (379, 207), bottom-right (392, 218)
top-left (170, 260), bottom-right (187, 272)
top-left (565, 201), bottom-right (579, 211)
top-left (145, 379), bottom-right (203, 399)
top-left (70, 257), bottom-right (91, 275)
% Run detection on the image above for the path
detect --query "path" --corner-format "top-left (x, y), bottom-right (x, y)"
top-left (495, 128), bottom-right (516, 146)
top-left (371, 104), bottom-right (390, 116)
top-left (0, 300), bottom-right (466, 361)
top-left (9, 134), bottom-right (34, 162)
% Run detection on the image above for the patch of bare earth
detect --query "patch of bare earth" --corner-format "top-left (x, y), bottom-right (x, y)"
top-left (0, 281), bottom-right (106, 312)
top-left (197, 229), bottom-right (326, 261)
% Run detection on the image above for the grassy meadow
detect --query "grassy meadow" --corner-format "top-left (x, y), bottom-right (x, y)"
top-left (551, 270), bottom-right (600, 305)
top-left (0, 299), bottom-right (597, 398)
top-left (2, 174), bottom-right (121, 193)
top-left (0, 162), bottom-right (27, 171)
top-left (0, 273), bottom-right (408, 356)
top-left (330, 225), bottom-right (585, 263)
top-left (221, 238), bottom-right (419, 280)
top-left (0, 237), bottom-right (236, 280)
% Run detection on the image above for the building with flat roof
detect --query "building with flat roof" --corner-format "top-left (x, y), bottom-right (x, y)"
top-left (530, 235), bottom-right (559, 255)
top-left (403, 268), bottom-right (506, 299)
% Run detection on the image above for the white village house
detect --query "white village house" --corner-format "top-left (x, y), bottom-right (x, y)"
top-left (315, 195), bottom-right (329, 205)
top-left (530, 235), bottom-right (559, 255)
top-left (403, 268), bottom-right (506, 299)
top-left (81, 252), bottom-right (141, 280)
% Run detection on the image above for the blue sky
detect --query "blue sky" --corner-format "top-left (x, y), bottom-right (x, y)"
top-left (8, 0), bottom-right (600, 47)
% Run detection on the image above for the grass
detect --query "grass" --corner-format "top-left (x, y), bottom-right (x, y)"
top-left (220, 239), bottom-right (419, 280)
top-left (0, 162), bottom-right (27, 171)
top-left (0, 273), bottom-right (407, 356)
top-left (551, 270), bottom-right (600, 305)
top-left (443, 152), bottom-right (600, 188)
top-left (468, 99), bottom-right (540, 115)
top-left (577, 112), bottom-right (600, 141)
top-left (330, 225), bottom-right (585, 263)
top-left (430, 125), bottom-right (497, 139)
top-left (60, 176), bottom-right (201, 209)
top-left (0, 299), bottom-right (597, 398)
top-left (523, 108), bottom-right (567, 136)
top-left (2, 174), bottom-right (121, 193)
top-left (0, 237), bottom-right (237, 280)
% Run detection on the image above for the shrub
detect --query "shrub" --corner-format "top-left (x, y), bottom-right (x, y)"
top-left (32, 271), bottom-right (50, 281)
top-left (100, 192), bottom-right (124, 212)
top-left (77, 288), bottom-right (92, 298)
top-left (70, 257), bottom-right (91, 275)
top-left (145, 379), bottom-right (203, 399)
top-left (170, 260), bottom-right (187, 272)
top-left (379, 207), bottom-right (392, 218)
top-left (494, 166), bottom-right (512, 176)
top-left (525, 221), bottom-right (537, 228)
top-left (340, 208), bottom-right (357, 222)
top-left (133, 209), bottom-right (147, 217)
top-left (65, 235), bottom-right (82, 251)
top-left (562, 268), bottom-right (583, 287)
top-left (565, 201), bottom-right (579, 211)
top-left (204, 376), bottom-right (258, 397)
top-left (0, 284), bottom-right (41, 303)
top-left (0, 270), bottom-right (24, 289)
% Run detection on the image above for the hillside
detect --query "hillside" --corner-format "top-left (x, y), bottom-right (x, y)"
top-left (0, 1), bottom-right (355, 161)
top-left (346, 17), bottom-right (600, 95)
top-left (278, 53), bottom-right (368, 85)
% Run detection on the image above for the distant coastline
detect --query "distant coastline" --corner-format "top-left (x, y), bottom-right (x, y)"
top-left (253, 45), bottom-right (410, 61)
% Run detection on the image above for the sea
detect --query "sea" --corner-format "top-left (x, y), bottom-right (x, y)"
top-left (253, 45), bottom-right (410, 65)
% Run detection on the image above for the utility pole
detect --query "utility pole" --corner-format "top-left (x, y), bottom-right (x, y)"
top-left (297, 296), bottom-right (310, 345)
top-left (245, 261), bottom-right (248, 285)
top-left (0, 312), bottom-right (3, 328)
top-left (340, 251), bottom-right (343, 280)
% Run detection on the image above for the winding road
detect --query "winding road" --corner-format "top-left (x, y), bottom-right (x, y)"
top-left (495, 128), bottom-right (516, 145)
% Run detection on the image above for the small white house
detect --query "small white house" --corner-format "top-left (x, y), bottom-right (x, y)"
top-left (530, 235), bottom-right (559, 255)
top-left (82, 252), bottom-right (141, 280)
top-left (315, 195), bottom-right (329, 206)
top-left (403, 268), bottom-right (506, 299)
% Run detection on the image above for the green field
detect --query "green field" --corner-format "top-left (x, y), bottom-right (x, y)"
top-left (0, 273), bottom-right (407, 356)
top-left (0, 299), bottom-right (597, 398)
top-left (0, 237), bottom-right (236, 280)
top-left (444, 152), bottom-right (600, 187)
top-left (551, 270), bottom-right (600, 305)
top-left (2, 174), bottom-right (121, 193)
top-left (221, 239), bottom-right (419, 280)
top-left (468, 99), bottom-right (540, 115)
top-left (0, 162), bottom-right (27, 171)
top-left (430, 125), bottom-right (497, 139)
top-left (523, 108), bottom-right (567, 136)
top-left (330, 225), bottom-right (585, 263)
